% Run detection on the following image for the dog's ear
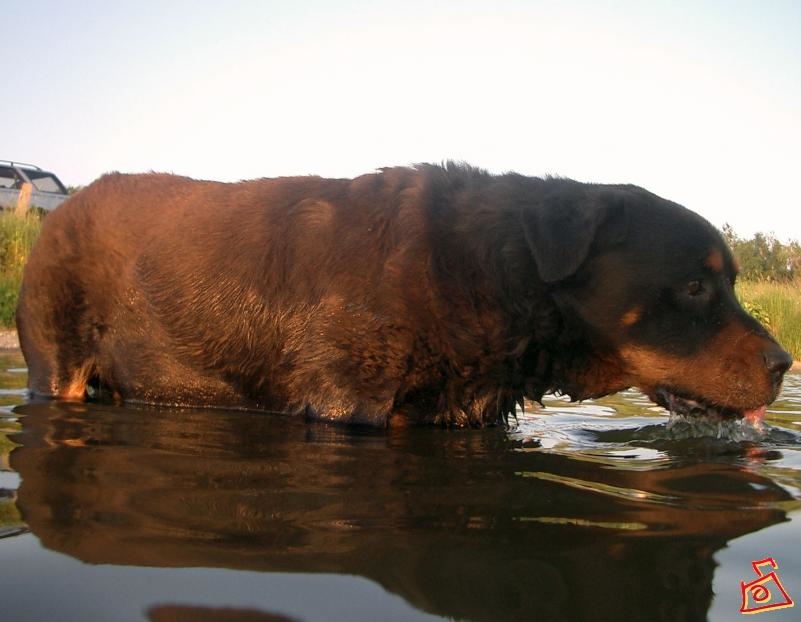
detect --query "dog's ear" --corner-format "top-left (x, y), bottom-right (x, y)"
top-left (522, 187), bottom-right (627, 283)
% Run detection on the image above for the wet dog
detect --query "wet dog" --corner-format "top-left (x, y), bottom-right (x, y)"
top-left (16, 163), bottom-right (792, 426)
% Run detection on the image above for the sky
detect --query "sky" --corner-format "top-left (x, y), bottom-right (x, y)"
top-left (5, 0), bottom-right (801, 240)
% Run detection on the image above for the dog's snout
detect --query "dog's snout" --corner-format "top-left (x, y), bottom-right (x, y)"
top-left (763, 346), bottom-right (793, 385)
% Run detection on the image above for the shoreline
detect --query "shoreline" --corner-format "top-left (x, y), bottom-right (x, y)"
top-left (1, 328), bottom-right (800, 373)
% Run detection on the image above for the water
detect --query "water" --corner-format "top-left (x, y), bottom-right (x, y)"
top-left (1, 350), bottom-right (800, 622)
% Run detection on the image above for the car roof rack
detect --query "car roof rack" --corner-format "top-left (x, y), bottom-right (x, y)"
top-left (0, 160), bottom-right (44, 170)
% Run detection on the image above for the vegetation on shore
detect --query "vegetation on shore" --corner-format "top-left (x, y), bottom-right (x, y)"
top-left (722, 224), bottom-right (801, 282)
top-left (724, 225), bottom-right (801, 361)
top-left (736, 280), bottom-right (801, 363)
top-left (0, 211), bottom-right (42, 326)
top-left (0, 210), bottom-right (798, 360)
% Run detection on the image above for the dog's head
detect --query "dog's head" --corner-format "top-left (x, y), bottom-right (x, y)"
top-left (523, 181), bottom-right (792, 421)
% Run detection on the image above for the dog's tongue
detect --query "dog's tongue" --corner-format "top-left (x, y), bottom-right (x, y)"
top-left (744, 405), bottom-right (767, 425)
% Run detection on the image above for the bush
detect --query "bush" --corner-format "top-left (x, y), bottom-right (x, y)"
top-left (722, 224), bottom-right (801, 282)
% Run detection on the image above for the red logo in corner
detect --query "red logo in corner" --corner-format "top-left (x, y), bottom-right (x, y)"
top-left (740, 558), bottom-right (795, 615)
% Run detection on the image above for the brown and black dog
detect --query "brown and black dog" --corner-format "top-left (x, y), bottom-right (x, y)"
top-left (16, 163), bottom-right (792, 427)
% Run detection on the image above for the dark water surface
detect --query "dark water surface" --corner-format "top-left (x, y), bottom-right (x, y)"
top-left (1, 349), bottom-right (800, 622)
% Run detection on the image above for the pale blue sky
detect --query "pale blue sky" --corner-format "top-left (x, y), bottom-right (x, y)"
top-left (5, 0), bottom-right (801, 239)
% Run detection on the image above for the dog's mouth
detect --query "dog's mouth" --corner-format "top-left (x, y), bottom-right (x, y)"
top-left (653, 388), bottom-right (767, 425)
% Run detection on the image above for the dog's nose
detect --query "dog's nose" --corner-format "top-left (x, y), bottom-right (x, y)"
top-left (764, 346), bottom-right (793, 386)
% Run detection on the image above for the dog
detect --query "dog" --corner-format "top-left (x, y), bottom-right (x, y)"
top-left (16, 163), bottom-right (792, 427)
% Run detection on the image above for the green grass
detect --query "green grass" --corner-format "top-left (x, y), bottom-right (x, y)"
top-left (0, 211), bottom-right (42, 327)
top-left (737, 280), bottom-right (801, 361)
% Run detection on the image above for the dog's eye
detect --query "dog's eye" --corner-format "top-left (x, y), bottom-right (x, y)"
top-left (687, 280), bottom-right (704, 296)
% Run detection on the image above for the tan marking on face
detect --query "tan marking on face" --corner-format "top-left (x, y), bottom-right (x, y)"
top-left (706, 248), bottom-right (724, 273)
top-left (618, 320), bottom-right (777, 410)
top-left (620, 306), bottom-right (643, 327)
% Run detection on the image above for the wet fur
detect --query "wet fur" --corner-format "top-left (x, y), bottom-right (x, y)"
top-left (16, 163), bottom-right (790, 427)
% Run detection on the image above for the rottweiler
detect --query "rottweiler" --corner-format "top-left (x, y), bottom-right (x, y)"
top-left (16, 163), bottom-right (792, 427)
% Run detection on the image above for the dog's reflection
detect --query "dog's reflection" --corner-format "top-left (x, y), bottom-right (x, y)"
top-left (11, 401), bottom-right (791, 622)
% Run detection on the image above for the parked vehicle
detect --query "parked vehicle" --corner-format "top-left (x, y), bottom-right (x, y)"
top-left (0, 160), bottom-right (69, 212)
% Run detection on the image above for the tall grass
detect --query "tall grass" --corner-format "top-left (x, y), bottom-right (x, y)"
top-left (0, 211), bottom-right (43, 327)
top-left (737, 280), bottom-right (801, 361)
